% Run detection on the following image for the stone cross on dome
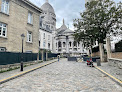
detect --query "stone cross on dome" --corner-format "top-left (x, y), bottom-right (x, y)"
top-left (63, 19), bottom-right (65, 25)
top-left (46, 0), bottom-right (48, 3)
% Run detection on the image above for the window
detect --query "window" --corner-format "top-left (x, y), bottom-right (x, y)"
top-left (27, 31), bottom-right (32, 42)
top-left (51, 26), bottom-right (53, 29)
top-left (1, 0), bottom-right (9, 14)
top-left (43, 33), bottom-right (45, 39)
top-left (43, 41), bottom-right (45, 47)
top-left (74, 41), bottom-right (77, 47)
top-left (58, 41), bottom-right (61, 48)
top-left (0, 22), bottom-right (7, 37)
top-left (56, 43), bottom-right (57, 48)
top-left (25, 51), bottom-right (32, 53)
top-left (63, 42), bottom-right (65, 47)
top-left (28, 12), bottom-right (33, 24)
top-left (39, 41), bottom-right (40, 47)
top-left (0, 47), bottom-right (6, 52)
top-left (43, 23), bottom-right (46, 28)
top-left (74, 48), bottom-right (77, 51)
top-left (69, 42), bottom-right (72, 47)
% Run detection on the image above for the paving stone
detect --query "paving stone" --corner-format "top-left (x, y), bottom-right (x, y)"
top-left (94, 62), bottom-right (122, 81)
top-left (0, 58), bottom-right (122, 92)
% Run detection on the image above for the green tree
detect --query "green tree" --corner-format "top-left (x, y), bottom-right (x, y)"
top-left (74, 0), bottom-right (122, 61)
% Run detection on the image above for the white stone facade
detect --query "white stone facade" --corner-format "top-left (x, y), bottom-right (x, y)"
top-left (39, 0), bottom-right (87, 55)
top-left (55, 20), bottom-right (87, 55)
top-left (39, 28), bottom-right (52, 51)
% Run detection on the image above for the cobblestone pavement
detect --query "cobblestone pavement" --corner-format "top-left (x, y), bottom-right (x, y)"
top-left (0, 59), bottom-right (58, 81)
top-left (0, 58), bottom-right (122, 92)
top-left (94, 62), bottom-right (122, 81)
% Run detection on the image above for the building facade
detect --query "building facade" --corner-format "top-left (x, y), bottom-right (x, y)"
top-left (0, 0), bottom-right (42, 53)
top-left (55, 19), bottom-right (87, 56)
top-left (0, 0), bottom-right (87, 55)
top-left (40, 0), bottom-right (87, 56)
top-left (39, 27), bottom-right (52, 51)
top-left (39, 0), bottom-right (56, 53)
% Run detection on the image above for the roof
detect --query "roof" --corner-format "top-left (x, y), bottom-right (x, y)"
top-left (22, 0), bottom-right (42, 13)
top-left (41, 2), bottom-right (55, 14)
top-left (43, 12), bottom-right (53, 22)
top-left (57, 19), bottom-right (74, 35)
top-left (40, 26), bottom-right (52, 33)
top-left (64, 28), bottom-right (74, 33)
top-left (57, 19), bottom-right (67, 33)
top-left (57, 24), bottom-right (67, 33)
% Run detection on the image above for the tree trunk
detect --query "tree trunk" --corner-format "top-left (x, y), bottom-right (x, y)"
top-left (106, 37), bottom-right (111, 60)
top-left (90, 46), bottom-right (93, 57)
top-left (99, 43), bottom-right (105, 62)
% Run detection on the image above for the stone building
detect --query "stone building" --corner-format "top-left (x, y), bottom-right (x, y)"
top-left (40, 0), bottom-right (87, 56)
top-left (0, 0), bottom-right (42, 53)
top-left (39, 26), bottom-right (52, 51)
top-left (39, 0), bottom-right (56, 53)
top-left (55, 19), bottom-right (87, 56)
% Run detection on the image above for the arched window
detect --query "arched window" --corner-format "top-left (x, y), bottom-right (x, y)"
top-left (58, 41), bottom-right (61, 48)
top-left (48, 43), bottom-right (50, 49)
top-left (43, 41), bottom-right (45, 47)
top-left (63, 42), bottom-right (65, 47)
top-left (39, 41), bottom-right (40, 47)
top-left (56, 43), bottom-right (57, 48)
top-left (69, 42), bottom-right (72, 47)
top-left (73, 41), bottom-right (77, 47)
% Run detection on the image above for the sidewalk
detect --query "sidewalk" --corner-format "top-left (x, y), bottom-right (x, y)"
top-left (94, 62), bottom-right (122, 81)
top-left (0, 58), bottom-right (58, 81)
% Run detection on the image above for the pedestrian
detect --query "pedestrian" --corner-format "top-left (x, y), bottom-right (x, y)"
top-left (90, 58), bottom-right (94, 67)
top-left (58, 55), bottom-right (60, 62)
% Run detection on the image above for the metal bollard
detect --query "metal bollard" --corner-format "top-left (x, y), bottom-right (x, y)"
top-left (20, 61), bottom-right (23, 71)
top-left (97, 59), bottom-right (101, 66)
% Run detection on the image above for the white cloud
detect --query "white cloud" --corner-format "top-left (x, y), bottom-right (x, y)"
top-left (29, 0), bottom-right (121, 30)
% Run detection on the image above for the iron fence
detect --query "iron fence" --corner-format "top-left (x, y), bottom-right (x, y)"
top-left (0, 52), bottom-right (38, 65)
top-left (0, 52), bottom-right (59, 65)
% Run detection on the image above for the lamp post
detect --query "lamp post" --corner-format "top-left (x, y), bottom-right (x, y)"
top-left (21, 34), bottom-right (25, 71)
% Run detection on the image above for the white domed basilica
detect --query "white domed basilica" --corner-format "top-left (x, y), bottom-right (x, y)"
top-left (39, 0), bottom-right (87, 56)
top-left (40, 0), bottom-right (56, 31)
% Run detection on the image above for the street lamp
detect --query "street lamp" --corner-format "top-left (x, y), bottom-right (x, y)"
top-left (21, 34), bottom-right (25, 71)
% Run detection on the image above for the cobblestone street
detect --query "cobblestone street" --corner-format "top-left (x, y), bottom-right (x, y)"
top-left (0, 58), bottom-right (122, 92)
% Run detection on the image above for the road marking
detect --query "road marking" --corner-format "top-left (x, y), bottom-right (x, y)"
top-left (0, 61), bottom-right (57, 84)
top-left (95, 66), bottom-right (122, 86)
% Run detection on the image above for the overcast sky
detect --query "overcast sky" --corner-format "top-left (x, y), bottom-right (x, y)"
top-left (29, 0), bottom-right (121, 30)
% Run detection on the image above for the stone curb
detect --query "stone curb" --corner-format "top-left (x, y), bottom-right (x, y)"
top-left (95, 66), bottom-right (122, 87)
top-left (0, 61), bottom-right (57, 84)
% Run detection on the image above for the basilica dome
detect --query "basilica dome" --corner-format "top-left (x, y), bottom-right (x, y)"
top-left (41, 1), bottom-right (55, 14)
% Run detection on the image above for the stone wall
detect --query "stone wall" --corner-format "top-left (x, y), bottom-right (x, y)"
top-left (0, 60), bottom-right (42, 72)
top-left (92, 52), bottom-right (122, 60)
top-left (0, 0), bottom-right (41, 53)
top-left (108, 58), bottom-right (122, 69)
top-left (111, 52), bottom-right (122, 59)
top-left (92, 51), bottom-right (100, 57)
